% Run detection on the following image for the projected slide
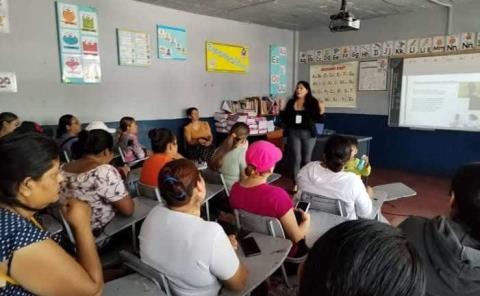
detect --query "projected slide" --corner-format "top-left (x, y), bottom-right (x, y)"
top-left (400, 53), bottom-right (480, 131)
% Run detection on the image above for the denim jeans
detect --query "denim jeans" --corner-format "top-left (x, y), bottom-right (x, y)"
top-left (287, 129), bottom-right (316, 182)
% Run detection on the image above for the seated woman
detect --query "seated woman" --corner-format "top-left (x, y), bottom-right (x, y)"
top-left (183, 107), bottom-right (215, 163)
top-left (399, 163), bottom-right (480, 296)
top-left (209, 122), bottom-right (249, 192)
top-left (296, 134), bottom-right (373, 220)
top-left (140, 128), bottom-right (183, 187)
top-left (229, 140), bottom-right (310, 247)
top-left (117, 116), bottom-right (147, 163)
top-left (60, 129), bottom-right (134, 235)
top-left (139, 159), bottom-right (247, 295)
top-left (0, 133), bottom-right (102, 295)
top-left (299, 220), bottom-right (425, 296)
top-left (0, 112), bottom-right (20, 138)
top-left (56, 114), bottom-right (81, 160)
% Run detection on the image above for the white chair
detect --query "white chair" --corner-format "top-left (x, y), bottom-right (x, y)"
top-left (234, 209), bottom-right (306, 288)
top-left (119, 250), bottom-right (173, 296)
top-left (201, 168), bottom-right (230, 196)
top-left (137, 182), bottom-right (162, 202)
top-left (299, 191), bottom-right (347, 217)
top-left (104, 273), bottom-right (166, 296)
top-left (63, 150), bottom-right (71, 163)
top-left (118, 147), bottom-right (147, 167)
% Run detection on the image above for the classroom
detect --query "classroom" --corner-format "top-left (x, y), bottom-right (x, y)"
top-left (1, 0), bottom-right (479, 295)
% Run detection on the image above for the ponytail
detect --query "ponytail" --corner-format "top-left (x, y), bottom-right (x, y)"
top-left (209, 122), bottom-right (249, 171)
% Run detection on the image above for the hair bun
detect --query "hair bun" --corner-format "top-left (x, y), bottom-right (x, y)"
top-left (161, 173), bottom-right (187, 201)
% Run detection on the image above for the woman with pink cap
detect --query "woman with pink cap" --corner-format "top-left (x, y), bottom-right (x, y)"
top-left (229, 140), bottom-right (311, 248)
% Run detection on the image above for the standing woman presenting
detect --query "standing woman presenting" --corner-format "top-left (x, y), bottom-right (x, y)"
top-left (281, 81), bottom-right (325, 192)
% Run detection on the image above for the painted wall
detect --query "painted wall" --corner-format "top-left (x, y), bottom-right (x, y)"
top-left (298, 1), bottom-right (480, 175)
top-left (0, 0), bottom-right (294, 124)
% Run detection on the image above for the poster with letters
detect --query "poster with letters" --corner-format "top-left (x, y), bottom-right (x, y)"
top-left (117, 29), bottom-right (151, 66)
top-left (310, 61), bottom-right (358, 108)
top-left (371, 42), bottom-right (382, 57)
top-left (314, 49), bottom-right (323, 63)
top-left (446, 34), bottom-right (459, 52)
top-left (432, 36), bottom-right (445, 52)
top-left (358, 59), bottom-right (388, 91)
top-left (360, 44), bottom-right (370, 58)
top-left (341, 46), bottom-right (350, 59)
top-left (56, 2), bottom-right (101, 83)
top-left (394, 40), bottom-right (406, 55)
top-left (157, 25), bottom-right (187, 60)
top-left (461, 32), bottom-right (475, 50)
top-left (419, 37), bottom-right (432, 54)
top-left (0, 72), bottom-right (17, 92)
top-left (382, 41), bottom-right (393, 56)
top-left (407, 39), bottom-right (419, 54)
top-left (270, 45), bottom-right (287, 96)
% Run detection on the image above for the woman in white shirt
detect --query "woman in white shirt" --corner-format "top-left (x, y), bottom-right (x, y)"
top-left (139, 159), bottom-right (247, 296)
top-left (296, 135), bottom-right (373, 219)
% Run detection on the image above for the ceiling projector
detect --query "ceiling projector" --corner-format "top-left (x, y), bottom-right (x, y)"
top-left (329, 0), bottom-right (360, 32)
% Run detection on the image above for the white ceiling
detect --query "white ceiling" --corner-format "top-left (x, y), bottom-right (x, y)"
top-left (134, 0), bottom-right (471, 30)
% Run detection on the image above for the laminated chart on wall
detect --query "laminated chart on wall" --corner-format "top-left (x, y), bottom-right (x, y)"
top-left (0, 0), bottom-right (9, 33)
top-left (206, 41), bottom-right (249, 73)
top-left (0, 72), bottom-right (17, 92)
top-left (157, 25), bottom-right (187, 60)
top-left (117, 29), bottom-right (151, 66)
top-left (270, 45), bottom-right (287, 96)
top-left (310, 61), bottom-right (358, 108)
top-left (358, 59), bottom-right (388, 91)
top-left (56, 2), bottom-right (101, 83)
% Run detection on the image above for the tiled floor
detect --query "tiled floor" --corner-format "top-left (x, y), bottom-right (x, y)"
top-left (273, 168), bottom-right (452, 226)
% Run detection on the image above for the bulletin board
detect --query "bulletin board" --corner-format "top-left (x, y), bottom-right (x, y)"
top-left (56, 2), bottom-right (101, 84)
top-left (310, 61), bottom-right (358, 108)
top-left (205, 41), bottom-right (249, 73)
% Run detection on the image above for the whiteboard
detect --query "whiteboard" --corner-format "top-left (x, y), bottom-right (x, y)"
top-left (358, 59), bottom-right (388, 91)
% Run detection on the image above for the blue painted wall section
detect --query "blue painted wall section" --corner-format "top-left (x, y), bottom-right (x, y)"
top-left (324, 113), bottom-right (480, 176)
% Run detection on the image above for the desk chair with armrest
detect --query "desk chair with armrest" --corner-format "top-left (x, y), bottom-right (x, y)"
top-left (137, 182), bottom-right (162, 202)
top-left (103, 273), bottom-right (166, 296)
top-left (299, 191), bottom-right (347, 217)
top-left (234, 209), bottom-right (306, 288)
top-left (201, 168), bottom-right (230, 197)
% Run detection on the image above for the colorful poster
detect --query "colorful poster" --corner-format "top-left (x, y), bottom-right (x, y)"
top-left (358, 59), bottom-right (388, 91)
top-left (360, 44), bottom-right (370, 58)
top-left (56, 2), bottom-right (101, 84)
top-left (432, 36), bottom-right (445, 52)
top-left (371, 42), bottom-right (382, 57)
top-left (0, 72), bottom-right (17, 92)
top-left (270, 45), bottom-right (287, 96)
top-left (206, 41), bottom-right (249, 73)
top-left (341, 46), bottom-right (350, 59)
top-left (407, 39), bottom-right (419, 54)
top-left (446, 34), bottom-right (459, 51)
top-left (350, 45), bottom-right (360, 59)
top-left (461, 32), bottom-right (475, 50)
top-left (59, 28), bottom-right (81, 53)
top-left (299, 51), bottom-right (307, 64)
top-left (332, 48), bottom-right (341, 61)
top-left (323, 48), bottom-right (332, 62)
top-left (310, 61), bottom-right (358, 108)
top-left (314, 49), bottom-right (323, 63)
top-left (306, 50), bottom-right (315, 63)
top-left (117, 29), bottom-right (151, 66)
top-left (0, 0), bottom-right (10, 33)
top-left (382, 41), bottom-right (394, 56)
top-left (394, 40), bottom-right (406, 55)
top-left (419, 37), bottom-right (432, 54)
top-left (157, 25), bottom-right (187, 60)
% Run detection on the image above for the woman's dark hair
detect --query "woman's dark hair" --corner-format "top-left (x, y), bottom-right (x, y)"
top-left (0, 112), bottom-right (18, 126)
top-left (56, 114), bottom-right (75, 138)
top-left (450, 162), bottom-right (480, 241)
top-left (299, 220), bottom-right (426, 296)
top-left (158, 159), bottom-right (201, 207)
top-left (186, 107), bottom-right (198, 117)
top-left (15, 121), bottom-right (45, 134)
top-left (323, 135), bottom-right (352, 172)
top-left (348, 136), bottom-right (359, 147)
top-left (148, 128), bottom-right (176, 153)
top-left (209, 122), bottom-right (249, 171)
top-left (119, 116), bottom-right (135, 132)
top-left (77, 129), bottom-right (113, 156)
top-left (0, 133), bottom-right (59, 210)
top-left (292, 81), bottom-right (320, 113)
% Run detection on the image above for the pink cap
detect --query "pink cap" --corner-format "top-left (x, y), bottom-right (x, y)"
top-left (246, 140), bottom-right (282, 173)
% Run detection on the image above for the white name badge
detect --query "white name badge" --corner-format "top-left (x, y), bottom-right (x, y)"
top-left (295, 115), bottom-right (302, 124)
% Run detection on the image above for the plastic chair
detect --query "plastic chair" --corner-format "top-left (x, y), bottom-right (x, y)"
top-left (104, 273), bottom-right (165, 296)
top-left (137, 182), bottom-right (162, 202)
top-left (234, 209), bottom-right (306, 288)
top-left (299, 191), bottom-right (347, 217)
top-left (119, 250), bottom-right (173, 296)
top-left (118, 147), bottom-right (147, 167)
top-left (201, 168), bottom-right (230, 196)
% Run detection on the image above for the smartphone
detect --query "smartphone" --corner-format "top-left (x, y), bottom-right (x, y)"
top-left (239, 236), bottom-right (261, 257)
top-left (296, 201), bottom-right (311, 213)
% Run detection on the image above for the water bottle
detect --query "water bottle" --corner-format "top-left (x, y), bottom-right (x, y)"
top-left (357, 155), bottom-right (366, 170)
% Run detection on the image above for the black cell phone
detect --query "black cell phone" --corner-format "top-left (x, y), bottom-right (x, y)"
top-left (296, 201), bottom-right (311, 213)
top-left (239, 236), bottom-right (261, 257)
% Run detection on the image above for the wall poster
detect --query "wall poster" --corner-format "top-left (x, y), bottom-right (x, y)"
top-left (0, 0), bottom-right (9, 33)
top-left (358, 59), bottom-right (388, 91)
top-left (206, 41), bottom-right (249, 73)
top-left (117, 29), bottom-right (151, 66)
top-left (270, 45), bottom-right (287, 96)
top-left (157, 25), bottom-right (187, 60)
